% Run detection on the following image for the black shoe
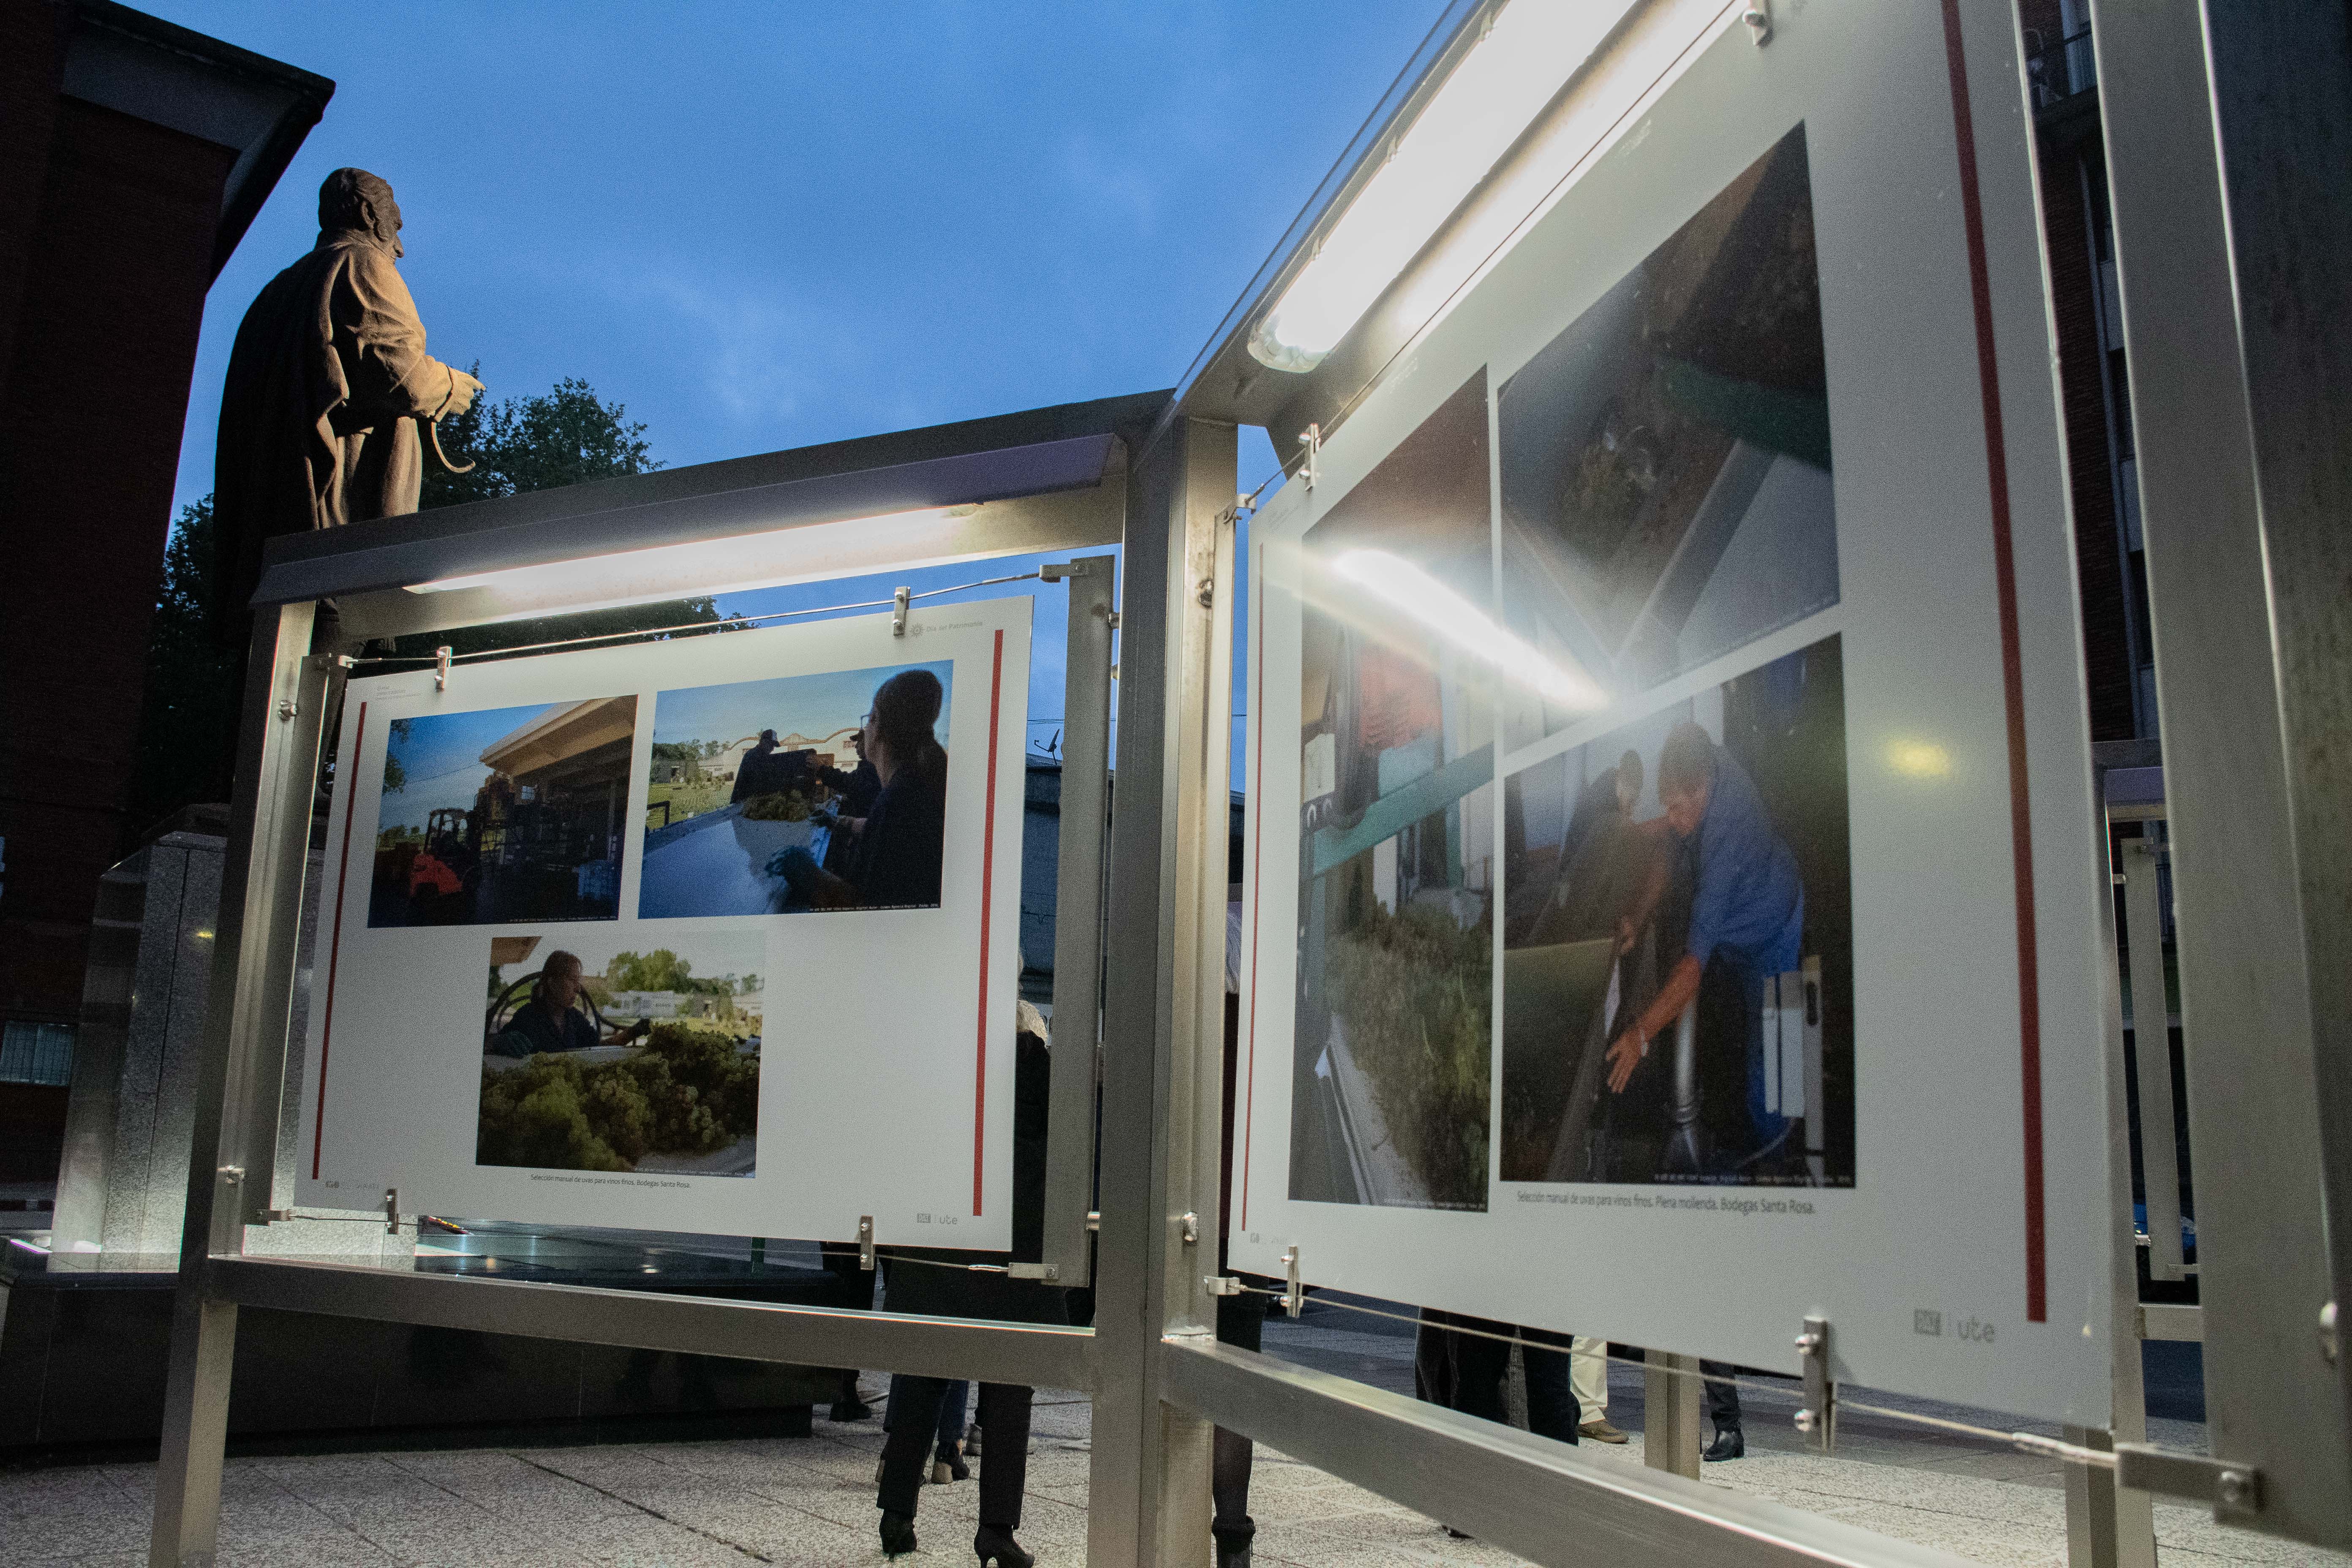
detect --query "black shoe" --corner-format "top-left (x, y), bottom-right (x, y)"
top-left (1213, 1527), bottom-right (1255, 1568)
top-left (1703, 1426), bottom-right (1745, 1461)
top-left (880, 1508), bottom-right (919, 1557)
top-left (831, 1396), bottom-right (873, 1422)
top-left (974, 1523), bottom-right (1034, 1567)
top-left (934, 1439), bottom-right (970, 1483)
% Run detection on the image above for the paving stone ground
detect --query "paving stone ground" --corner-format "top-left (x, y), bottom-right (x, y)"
top-left (7, 1383), bottom-right (2350, 1568)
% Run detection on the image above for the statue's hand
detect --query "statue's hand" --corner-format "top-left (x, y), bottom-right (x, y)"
top-left (444, 367), bottom-right (485, 417)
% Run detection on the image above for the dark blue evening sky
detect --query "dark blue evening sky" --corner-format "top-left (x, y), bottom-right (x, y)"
top-left (155, 2), bottom-right (1446, 519)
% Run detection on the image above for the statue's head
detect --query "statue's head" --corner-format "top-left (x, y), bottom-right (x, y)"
top-left (319, 168), bottom-right (402, 258)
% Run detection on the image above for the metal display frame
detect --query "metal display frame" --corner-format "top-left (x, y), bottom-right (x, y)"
top-left (147, 4), bottom-right (2352, 1566)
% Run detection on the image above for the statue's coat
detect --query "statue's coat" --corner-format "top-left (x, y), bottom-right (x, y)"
top-left (212, 228), bottom-right (460, 642)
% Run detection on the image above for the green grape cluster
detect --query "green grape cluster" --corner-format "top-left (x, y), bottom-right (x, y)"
top-left (477, 1022), bottom-right (760, 1172)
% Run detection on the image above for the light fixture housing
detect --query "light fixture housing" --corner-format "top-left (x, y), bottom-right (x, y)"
top-left (1248, 0), bottom-right (1628, 373)
top-left (399, 506), bottom-right (975, 621)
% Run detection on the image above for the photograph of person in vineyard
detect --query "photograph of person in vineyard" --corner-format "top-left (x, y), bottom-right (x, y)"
top-left (476, 933), bottom-right (763, 1176)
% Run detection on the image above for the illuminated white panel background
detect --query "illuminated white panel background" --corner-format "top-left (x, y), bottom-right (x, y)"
top-left (1229, 0), bottom-right (2113, 1424)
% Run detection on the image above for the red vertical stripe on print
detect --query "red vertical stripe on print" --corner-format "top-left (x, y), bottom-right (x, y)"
top-left (975, 631), bottom-right (1005, 1216)
top-left (312, 701), bottom-right (366, 1178)
top-left (1241, 556), bottom-right (1267, 1230)
top-left (1940, 0), bottom-right (2047, 1323)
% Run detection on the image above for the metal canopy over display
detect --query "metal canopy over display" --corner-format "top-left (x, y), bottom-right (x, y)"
top-left (149, 3), bottom-right (2352, 1565)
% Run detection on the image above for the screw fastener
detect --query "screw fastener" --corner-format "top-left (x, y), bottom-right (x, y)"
top-left (2216, 1469), bottom-right (2258, 1509)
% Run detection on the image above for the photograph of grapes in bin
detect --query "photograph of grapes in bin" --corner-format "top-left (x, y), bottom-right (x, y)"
top-left (477, 930), bottom-right (763, 1176)
top-left (638, 660), bottom-right (954, 918)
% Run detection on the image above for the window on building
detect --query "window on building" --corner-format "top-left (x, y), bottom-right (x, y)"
top-left (0, 1021), bottom-right (75, 1086)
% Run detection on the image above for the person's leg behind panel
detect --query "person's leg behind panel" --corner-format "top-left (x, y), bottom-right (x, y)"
top-left (1213, 1286), bottom-right (1269, 1567)
top-left (1519, 1326), bottom-right (1583, 1445)
top-left (1701, 1360), bottom-right (1745, 1460)
top-left (877, 1375), bottom-right (950, 1554)
top-left (973, 1381), bottom-right (1036, 1568)
top-left (1573, 1336), bottom-right (1625, 1441)
top-left (934, 1380), bottom-right (971, 1482)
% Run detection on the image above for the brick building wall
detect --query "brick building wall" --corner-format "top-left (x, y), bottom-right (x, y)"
top-left (0, 4), bottom-right (237, 1034)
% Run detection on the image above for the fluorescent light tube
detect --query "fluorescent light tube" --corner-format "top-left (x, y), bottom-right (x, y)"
top-left (402, 506), bottom-right (965, 601)
top-left (1250, 0), bottom-right (1626, 373)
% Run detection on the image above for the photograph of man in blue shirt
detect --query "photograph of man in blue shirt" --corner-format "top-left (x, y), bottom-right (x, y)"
top-left (1603, 720), bottom-right (1806, 1152)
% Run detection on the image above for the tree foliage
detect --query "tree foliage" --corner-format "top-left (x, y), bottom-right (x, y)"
top-left (397, 370), bottom-right (743, 662)
top-left (126, 497), bottom-right (240, 835)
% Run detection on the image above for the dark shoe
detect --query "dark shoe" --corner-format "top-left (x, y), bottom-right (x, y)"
top-left (880, 1508), bottom-right (919, 1557)
top-left (974, 1523), bottom-right (1034, 1568)
top-left (1703, 1426), bottom-right (1745, 1462)
top-left (831, 1396), bottom-right (873, 1422)
top-left (933, 1438), bottom-right (970, 1484)
top-left (1445, 1526), bottom-right (1474, 1539)
top-left (1580, 1417), bottom-right (1629, 1444)
top-left (1214, 1536), bottom-right (1254, 1568)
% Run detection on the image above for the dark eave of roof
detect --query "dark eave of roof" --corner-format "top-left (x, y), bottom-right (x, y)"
top-left (63, 0), bottom-right (334, 280)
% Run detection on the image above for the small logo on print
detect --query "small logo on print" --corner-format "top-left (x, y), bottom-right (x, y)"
top-left (1914, 1309), bottom-right (1944, 1337)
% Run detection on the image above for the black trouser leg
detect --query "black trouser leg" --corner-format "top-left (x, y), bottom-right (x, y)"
top-left (1519, 1326), bottom-right (1583, 1444)
top-left (1212, 1287), bottom-right (1268, 1546)
top-left (1701, 1360), bottom-right (1742, 1433)
top-left (822, 1247), bottom-right (872, 1402)
top-left (1448, 1314), bottom-right (1514, 1425)
top-left (878, 1375), bottom-right (948, 1515)
top-left (976, 1382), bottom-right (1033, 1529)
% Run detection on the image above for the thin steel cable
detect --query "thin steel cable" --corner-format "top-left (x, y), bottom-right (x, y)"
top-left (351, 570), bottom-right (1045, 670)
top-left (1227, 1282), bottom-right (2151, 1471)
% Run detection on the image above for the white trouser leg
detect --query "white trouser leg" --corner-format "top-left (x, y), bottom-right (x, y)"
top-left (1572, 1335), bottom-right (1607, 1414)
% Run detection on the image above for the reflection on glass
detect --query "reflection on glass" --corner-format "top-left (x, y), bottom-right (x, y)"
top-left (1500, 123), bottom-right (1839, 746)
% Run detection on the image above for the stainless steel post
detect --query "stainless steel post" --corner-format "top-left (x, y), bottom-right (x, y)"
top-left (1042, 553), bottom-right (1117, 1288)
top-left (2092, 0), bottom-right (2352, 1542)
top-left (151, 602), bottom-right (324, 1568)
top-left (1089, 416), bottom-right (1236, 1568)
top-left (1644, 1350), bottom-right (1701, 1480)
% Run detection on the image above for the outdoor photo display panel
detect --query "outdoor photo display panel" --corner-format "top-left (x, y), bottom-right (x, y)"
top-left (297, 599), bottom-right (1032, 1247)
top-left (1230, 0), bottom-right (2114, 1423)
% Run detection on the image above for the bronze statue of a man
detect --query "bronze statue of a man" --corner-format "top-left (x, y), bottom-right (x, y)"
top-left (212, 168), bottom-right (483, 643)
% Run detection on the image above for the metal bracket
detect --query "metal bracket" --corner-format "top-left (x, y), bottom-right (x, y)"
top-left (1007, 1261), bottom-right (1061, 1281)
top-left (309, 652), bottom-right (357, 672)
top-left (253, 1208), bottom-right (297, 1224)
top-left (1181, 1211), bottom-right (1200, 1246)
top-left (383, 1187), bottom-right (399, 1235)
top-left (1794, 1315), bottom-right (1834, 1451)
top-left (1281, 1246), bottom-right (1304, 1318)
top-left (891, 586), bottom-right (911, 636)
top-left (1086, 1210), bottom-right (1100, 1232)
top-left (433, 646), bottom-right (453, 692)
top-left (274, 698), bottom-right (299, 722)
top-left (1204, 1275), bottom-right (1244, 1296)
top-left (858, 1214), bottom-right (876, 1270)
top-left (2115, 1443), bottom-right (2262, 1518)
top-left (1297, 423), bottom-right (1321, 490)
top-left (1743, 0), bottom-right (1772, 46)
top-left (219, 1165), bottom-right (244, 1189)
top-left (1196, 576), bottom-right (1215, 610)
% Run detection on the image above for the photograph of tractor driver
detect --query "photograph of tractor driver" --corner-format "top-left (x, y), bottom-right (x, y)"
top-left (1499, 634), bottom-right (1851, 1187)
top-left (487, 948), bottom-right (649, 1058)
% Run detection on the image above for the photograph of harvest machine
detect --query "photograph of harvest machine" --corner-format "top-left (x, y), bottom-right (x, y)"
top-left (1497, 123), bottom-right (1838, 751)
top-left (1288, 372), bottom-right (1500, 1213)
top-left (370, 696), bottom-right (638, 927)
